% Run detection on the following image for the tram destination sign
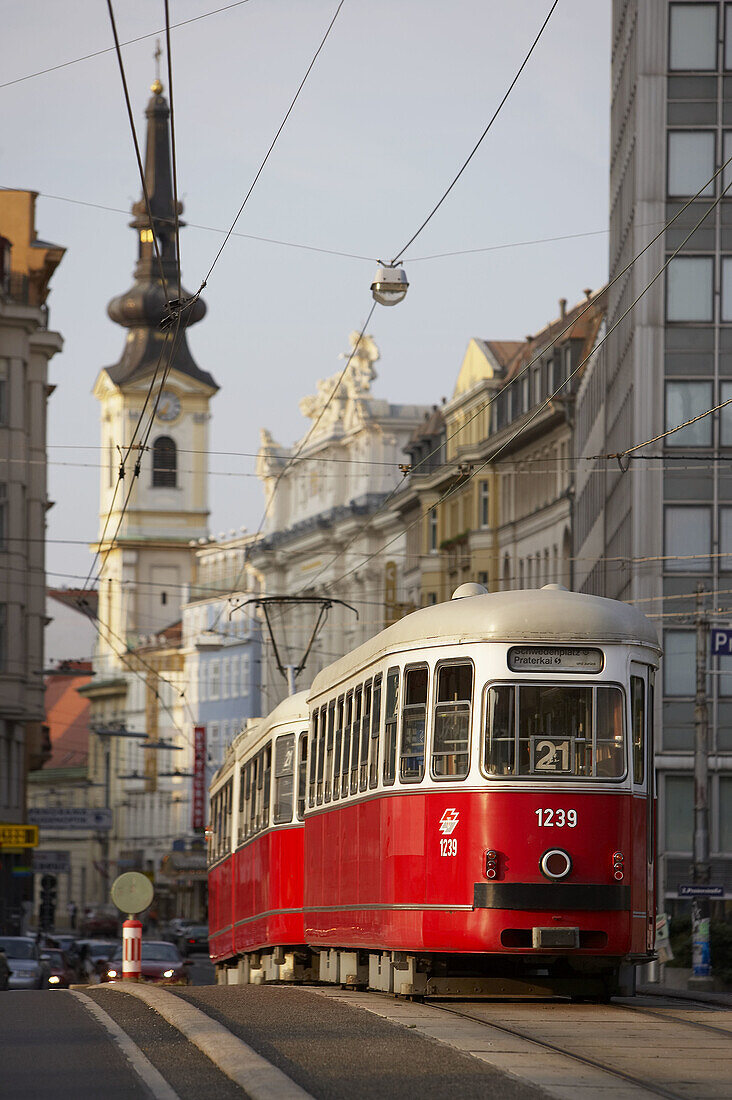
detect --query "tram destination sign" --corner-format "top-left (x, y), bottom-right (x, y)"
top-left (678, 884), bottom-right (724, 898)
top-left (508, 646), bottom-right (604, 673)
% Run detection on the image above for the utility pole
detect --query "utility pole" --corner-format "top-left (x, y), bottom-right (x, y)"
top-left (690, 584), bottom-right (713, 989)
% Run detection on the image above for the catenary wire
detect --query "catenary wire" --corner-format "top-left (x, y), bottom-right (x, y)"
top-left (197, 0), bottom-right (346, 294)
top-left (391, 0), bottom-right (559, 263)
top-left (312, 160), bottom-right (732, 596)
top-left (0, 0), bottom-right (254, 90)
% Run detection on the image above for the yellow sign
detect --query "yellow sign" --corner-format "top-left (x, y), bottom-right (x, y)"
top-left (0, 824), bottom-right (39, 848)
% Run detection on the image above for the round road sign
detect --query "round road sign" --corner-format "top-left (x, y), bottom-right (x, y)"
top-left (110, 871), bottom-right (154, 915)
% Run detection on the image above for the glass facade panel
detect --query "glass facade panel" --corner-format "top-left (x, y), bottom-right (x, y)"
top-left (668, 131), bottom-right (715, 195)
top-left (663, 630), bottom-right (696, 696)
top-left (720, 777), bottom-right (732, 850)
top-left (721, 257), bottom-right (732, 320)
top-left (665, 381), bottom-right (713, 446)
top-left (720, 507), bottom-right (732, 571)
top-left (665, 775), bottom-right (693, 851)
top-left (667, 257), bottom-right (714, 320)
top-left (664, 505), bottom-right (712, 570)
top-left (721, 381), bottom-right (732, 443)
top-left (669, 4), bottom-right (718, 71)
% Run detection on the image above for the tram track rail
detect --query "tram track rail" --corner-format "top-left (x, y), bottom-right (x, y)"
top-left (419, 996), bottom-right (730, 1100)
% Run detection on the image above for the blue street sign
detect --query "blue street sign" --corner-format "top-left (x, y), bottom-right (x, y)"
top-left (678, 884), bottom-right (724, 898)
top-left (711, 628), bottom-right (732, 655)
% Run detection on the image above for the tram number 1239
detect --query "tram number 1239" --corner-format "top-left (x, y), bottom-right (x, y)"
top-left (535, 808), bottom-right (577, 827)
top-left (440, 838), bottom-right (458, 856)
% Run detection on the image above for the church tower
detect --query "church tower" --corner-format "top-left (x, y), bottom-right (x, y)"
top-left (93, 77), bottom-right (218, 657)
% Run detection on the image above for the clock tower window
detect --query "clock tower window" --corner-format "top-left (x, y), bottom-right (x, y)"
top-left (152, 435), bottom-right (177, 487)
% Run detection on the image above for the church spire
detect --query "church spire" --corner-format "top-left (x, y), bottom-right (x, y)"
top-left (105, 75), bottom-right (216, 391)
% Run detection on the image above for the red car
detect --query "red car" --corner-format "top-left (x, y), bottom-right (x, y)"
top-left (103, 941), bottom-right (191, 984)
top-left (44, 948), bottom-right (77, 989)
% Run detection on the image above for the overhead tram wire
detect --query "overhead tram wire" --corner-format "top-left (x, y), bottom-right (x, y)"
top-left (192, 0), bottom-right (346, 303)
top-left (390, 0), bottom-right (559, 264)
top-left (316, 158), bottom-right (732, 599)
top-left (0, 0), bottom-right (254, 90)
top-left (591, 395), bottom-right (732, 463)
top-left (300, 151), bottom-right (732, 596)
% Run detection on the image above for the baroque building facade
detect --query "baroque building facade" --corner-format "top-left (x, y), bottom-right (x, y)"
top-left (398, 293), bottom-right (607, 609)
top-left (250, 333), bottom-right (429, 712)
top-left (0, 191), bottom-right (64, 933)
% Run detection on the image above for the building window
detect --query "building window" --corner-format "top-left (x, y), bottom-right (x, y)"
top-left (479, 481), bottom-right (489, 527)
top-left (725, 3), bottom-right (732, 69)
top-left (720, 777), bottom-right (732, 851)
top-left (665, 381), bottom-right (713, 446)
top-left (428, 509), bottom-right (438, 552)
top-left (0, 603), bottom-right (6, 671)
top-left (667, 257), bottom-right (714, 321)
top-left (0, 483), bottom-right (6, 550)
top-left (719, 507), bottom-right (732, 570)
top-left (152, 436), bottom-right (177, 487)
top-left (665, 775), bottom-right (693, 852)
top-left (667, 131), bottom-right (715, 197)
top-left (669, 3), bottom-right (718, 70)
top-left (209, 660), bottom-right (220, 700)
top-left (665, 505), bottom-right (712, 571)
top-left (663, 630), bottom-right (696, 697)
top-left (721, 382), bottom-right (732, 444)
top-left (720, 258), bottom-right (732, 321)
top-left (0, 378), bottom-right (6, 426)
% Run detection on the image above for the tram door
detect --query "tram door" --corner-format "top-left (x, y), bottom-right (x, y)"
top-left (630, 662), bottom-right (655, 953)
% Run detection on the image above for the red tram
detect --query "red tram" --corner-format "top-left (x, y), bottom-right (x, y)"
top-left (208, 585), bottom-right (659, 998)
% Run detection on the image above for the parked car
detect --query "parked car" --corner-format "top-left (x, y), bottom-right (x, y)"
top-left (75, 940), bottom-right (120, 983)
top-left (0, 937), bottom-right (51, 990)
top-left (103, 941), bottom-right (191, 985)
top-left (44, 949), bottom-right (77, 989)
top-left (178, 925), bottom-right (209, 956)
top-left (79, 905), bottom-right (119, 937)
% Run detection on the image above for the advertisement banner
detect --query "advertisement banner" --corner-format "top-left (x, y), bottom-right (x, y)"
top-left (192, 726), bottom-right (206, 831)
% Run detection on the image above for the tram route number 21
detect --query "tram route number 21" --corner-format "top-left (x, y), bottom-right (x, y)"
top-left (440, 838), bottom-right (458, 856)
top-left (535, 808), bottom-right (577, 827)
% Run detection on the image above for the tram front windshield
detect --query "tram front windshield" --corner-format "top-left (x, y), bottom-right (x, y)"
top-left (484, 684), bottom-right (625, 779)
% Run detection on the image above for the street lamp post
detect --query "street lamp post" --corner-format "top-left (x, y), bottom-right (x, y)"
top-left (90, 725), bottom-right (147, 899)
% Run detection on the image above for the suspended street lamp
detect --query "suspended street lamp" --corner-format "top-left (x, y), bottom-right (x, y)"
top-left (370, 261), bottom-right (409, 306)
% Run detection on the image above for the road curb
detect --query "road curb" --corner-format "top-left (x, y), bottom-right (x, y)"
top-left (112, 982), bottom-right (313, 1099)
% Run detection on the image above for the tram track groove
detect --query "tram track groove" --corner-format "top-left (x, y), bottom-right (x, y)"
top-left (425, 1001), bottom-right (686, 1100)
top-left (620, 1000), bottom-right (732, 1039)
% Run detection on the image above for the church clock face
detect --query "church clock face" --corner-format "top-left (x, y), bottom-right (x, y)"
top-left (156, 389), bottom-right (181, 421)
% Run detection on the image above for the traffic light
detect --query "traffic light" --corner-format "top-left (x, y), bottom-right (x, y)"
top-left (39, 874), bottom-right (57, 930)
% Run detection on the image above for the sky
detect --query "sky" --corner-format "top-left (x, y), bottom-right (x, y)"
top-left (2, 0), bottom-right (610, 601)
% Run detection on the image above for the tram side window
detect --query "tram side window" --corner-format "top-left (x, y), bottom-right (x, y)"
top-left (274, 733), bottom-right (295, 824)
top-left (484, 687), bottom-right (515, 775)
top-left (250, 754), bottom-right (260, 833)
top-left (360, 682), bottom-right (372, 791)
top-left (400, 666), bottom-right (428, 783)
top-left (324, 703), bottom-right (334, 803)
top-left (316, 708), bottom-right (326, 805)
top-left (383, 667), bottom-right (400, 786)
top-left (297, 732), bottom-right (308, 820)
top-left (308, 711), bottom-right (318, 808)
top-left (332, 697), bottom-right (343, 801)
top-left (239, 763), bottom-right (250, 843)
top-left (350, 686), bottom-right (362, 794)
top-left (631, 675), bottom-right (645, 785)
top-left (262, 745), bottom-right (272, 829)
top-left (369, 675), bottom-right (382, 788)
top-left (341, 692), bottom-right (353, 797)
top-left (432, 662), bottom-right (472, 779)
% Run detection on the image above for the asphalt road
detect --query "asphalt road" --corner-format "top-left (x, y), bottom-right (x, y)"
top-left (172, 985), bottom-right (545, 1100)
top-left (0, 990), bottom-right (150, 1100)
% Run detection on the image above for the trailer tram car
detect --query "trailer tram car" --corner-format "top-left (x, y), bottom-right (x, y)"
top-left (209, 584), bottom-right (659, 999)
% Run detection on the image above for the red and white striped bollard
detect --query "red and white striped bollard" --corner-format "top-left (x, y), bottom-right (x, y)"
top-left (122, 918), bottom-right (142, 980)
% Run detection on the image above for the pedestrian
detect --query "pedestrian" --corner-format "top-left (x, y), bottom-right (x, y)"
top-left (67, 900), bottom-right (77, 931)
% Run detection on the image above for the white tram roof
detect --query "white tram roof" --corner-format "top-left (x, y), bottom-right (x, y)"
top-left (310, 587), bottom-right (659, 698)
